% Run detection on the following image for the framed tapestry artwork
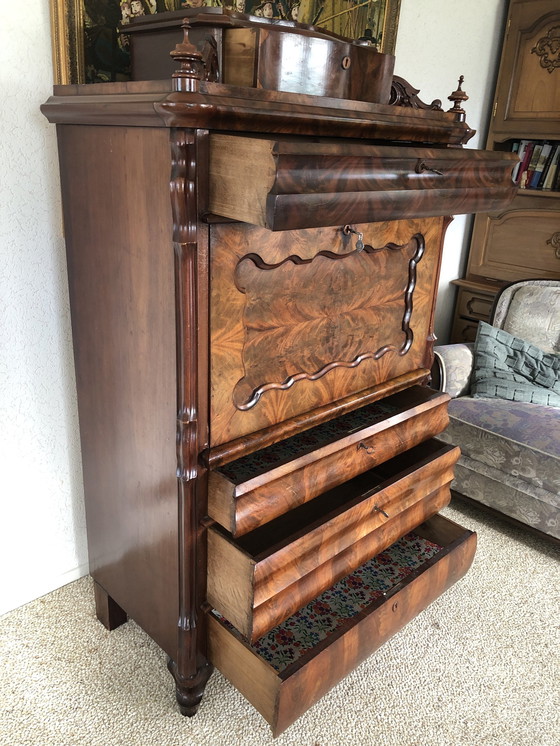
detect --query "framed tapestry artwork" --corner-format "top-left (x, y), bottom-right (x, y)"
top-left (49, 0), bottom-right (401, 84)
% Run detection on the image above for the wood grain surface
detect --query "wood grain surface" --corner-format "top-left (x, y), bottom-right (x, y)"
top-left (207, 514), bottom-right (477, 736)
top-left (209, 218), bottom-right (443, 446)
top-left (57, 124), bottom-right (179, 659)
top-left (209, 135), bottom-right (518, 230)
top-left (208, 386), bottom-right (450, 536)
top-left (42, 77), bottom-right (476, 147)
top-left (206, 441), bottom-right (460, 640)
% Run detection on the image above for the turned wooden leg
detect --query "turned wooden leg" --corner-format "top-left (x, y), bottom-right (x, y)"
top-left (93, 580), bottom-right (128, 630)
top-left (168, 658), bottom-right (214, 716)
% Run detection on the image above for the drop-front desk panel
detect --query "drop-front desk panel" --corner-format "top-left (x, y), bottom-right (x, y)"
top-left (42, 16), bottom-right (517, 735)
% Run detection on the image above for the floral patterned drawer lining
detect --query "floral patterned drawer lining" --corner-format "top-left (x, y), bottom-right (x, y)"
top-left (218, 399), bottom-right (400, 483)
top-left (213, 531), bottom-right (442, 673)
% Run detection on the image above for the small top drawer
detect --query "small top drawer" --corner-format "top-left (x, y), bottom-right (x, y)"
top-left (208, 385), bottom-right (450, 536)
top-left (209, 134), bottom-right (518, 230)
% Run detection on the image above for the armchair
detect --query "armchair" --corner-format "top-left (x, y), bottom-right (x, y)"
top-left (433, 279), bottom-right (560, 541)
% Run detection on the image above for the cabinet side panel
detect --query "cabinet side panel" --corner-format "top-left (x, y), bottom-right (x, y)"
top-left (57, 124), bottom-right (179, 658)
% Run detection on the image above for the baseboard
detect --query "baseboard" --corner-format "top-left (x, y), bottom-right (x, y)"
top-left (0, 561), bottom-right (90, 618)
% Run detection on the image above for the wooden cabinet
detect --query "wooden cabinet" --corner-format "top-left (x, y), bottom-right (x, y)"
top-left (42, 14), bottom-right (516, 736)
top-left (451, 0), bottom-right (560, 342)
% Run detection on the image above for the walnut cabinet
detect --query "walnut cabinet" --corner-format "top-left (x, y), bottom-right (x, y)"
top-left (42, 13), bottom-right (517, 736)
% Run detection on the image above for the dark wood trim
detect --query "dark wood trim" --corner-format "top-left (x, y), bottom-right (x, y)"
top-left (170, 127), bottom-right (213, 711)
top-left (42, 78), bottom-right (474, 146)
top-left (93, 582), bottom-right (128, 631)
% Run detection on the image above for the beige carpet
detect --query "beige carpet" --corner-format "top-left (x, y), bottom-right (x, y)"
top-left (1, 501), bottom-right (559, 746)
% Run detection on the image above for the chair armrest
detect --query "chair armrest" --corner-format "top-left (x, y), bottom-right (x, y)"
top-left (432, 343), bottom-right (474, 398)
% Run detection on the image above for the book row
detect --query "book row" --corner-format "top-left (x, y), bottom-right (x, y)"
top-left (510, 140), bottom-right (560, 191)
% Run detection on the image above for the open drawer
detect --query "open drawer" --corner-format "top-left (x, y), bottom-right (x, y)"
top-left (207, 513), bottom-right (476, 736)
top-left (208, 134), bottom-right (518, 230)
top-left (208, 386), bottom-right (450, 536)
top-left (207, 439), bottom-right (460, 641)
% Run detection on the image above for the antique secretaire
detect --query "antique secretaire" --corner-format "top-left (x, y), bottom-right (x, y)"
top-left (42, 12), bottom-right (517, 736)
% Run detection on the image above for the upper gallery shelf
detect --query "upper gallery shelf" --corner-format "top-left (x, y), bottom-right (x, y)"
top-left (43, 11), bottom-right (483, 150)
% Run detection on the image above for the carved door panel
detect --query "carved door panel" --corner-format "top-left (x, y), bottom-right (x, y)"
top-left (209, 217), bottom-right (444, 447)
top-left (468, 198), bottom-right (560, 282)
top-left (494, 0), bottom-right (560, 136)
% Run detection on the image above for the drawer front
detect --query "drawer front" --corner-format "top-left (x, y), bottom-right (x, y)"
top-left (456, 287), bottom-right (495, 322)
top-left (450, 316), bottom-right (479, 344)
top-left (468, 203), bottom-right (560, 283)
top-left (209, 385), bottom-right (450, 536)
top-left (210, 218), bottom-right (444, 447)
top-left (207, 514), bottom-right (477, 737)
top-left (207, 440), bottom-right (460, 641)
top-left (209, 135), bottom-right (518, 230)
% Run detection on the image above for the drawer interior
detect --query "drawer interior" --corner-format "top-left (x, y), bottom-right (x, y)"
top-left (207, 513), bottom-right (476, 736)
top-left (213, 528), bottom-right (443, 673)
top-left (223, 439), bottom-right (455, 561)
top-left (215, 386), bottom-right (441, 484)
top-left (208, 385), bottom-right (450, 535)
top-left (207, 439), bottom-right (459, 639)
top-left (212, 532), bottom-right (443, 676)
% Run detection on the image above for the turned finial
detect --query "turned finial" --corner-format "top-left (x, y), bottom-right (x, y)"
top-left (447, 75), bottom-right (469, 119)
top-left (171, 21), bottom-right (205, 92)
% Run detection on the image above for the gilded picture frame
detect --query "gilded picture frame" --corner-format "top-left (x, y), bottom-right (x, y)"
top-left (49, 0), bottom-right (401, 85)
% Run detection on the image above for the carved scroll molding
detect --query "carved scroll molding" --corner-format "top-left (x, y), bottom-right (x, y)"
top-left (546, 231), bottom-right (560, 259)
top-left (233, 234), bottom-right (425, 411)
top-left (532, 25), bottom-right (560, 73)
top-left (389, 75), bottom-right (443, 110)
top-left (169, 128), bottom-right (212, 702)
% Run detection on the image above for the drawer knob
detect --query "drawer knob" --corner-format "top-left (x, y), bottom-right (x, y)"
top-left (358, 442), bottom-right (375, 455)
top-left (415, 159), bottom-right (443, 176)
top-left (374, 505), bottom-right (390, 518)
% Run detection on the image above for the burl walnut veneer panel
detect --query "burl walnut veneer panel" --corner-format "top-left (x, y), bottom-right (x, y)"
top-left (209, 217), bottom-right (443, 447)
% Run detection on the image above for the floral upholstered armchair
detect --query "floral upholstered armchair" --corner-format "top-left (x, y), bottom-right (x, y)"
top-left (433, 279), bottom-right (560, 541)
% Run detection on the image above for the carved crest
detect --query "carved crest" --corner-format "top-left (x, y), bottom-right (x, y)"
top-left (389, 75), bottom-right (442, 110)
top-left (532, 25), bottom-right (560, 73)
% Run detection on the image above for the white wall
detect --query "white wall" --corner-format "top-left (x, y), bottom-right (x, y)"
top-left (0, 1), bottom-right (88, 616)
top-left (0, 0), bottom-right (505, 615)
top-left (395, 0), bottom-right (508, 342)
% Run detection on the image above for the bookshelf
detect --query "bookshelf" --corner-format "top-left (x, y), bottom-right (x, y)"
top-left (450, 0), bottom-right (560, 343)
